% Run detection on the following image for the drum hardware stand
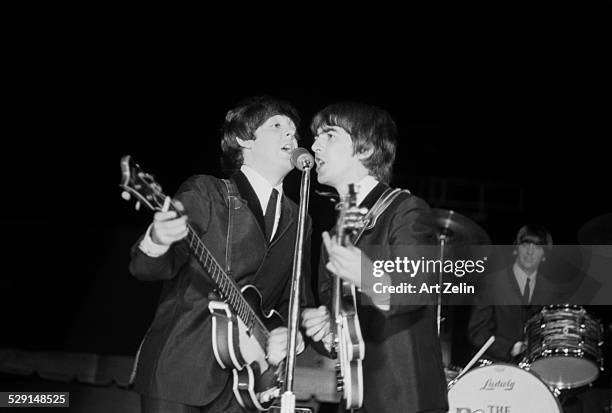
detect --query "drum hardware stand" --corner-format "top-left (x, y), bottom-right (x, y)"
top-left (436, 227), bottom-right (450, 336)
top-left (430, 209), bottom-right (491, 337)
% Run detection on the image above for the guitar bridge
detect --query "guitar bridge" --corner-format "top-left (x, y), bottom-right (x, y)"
top-left (269, 407), bottom-right (313, 413)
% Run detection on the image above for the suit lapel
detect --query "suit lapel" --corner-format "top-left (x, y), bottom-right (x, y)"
top-left (531, 273), bottom-right (548, 303)
top-left (506, 267), bottom-right (524, 304)
top-left (359, 182), bottom-right (389, 210)
top-left (231, 171), bottom-right (267, 241)
top-left (250, 192), bottom-right (295, 286)
top-left (505, 266), bottom-right (536, 323)
top-left (231, 171), bottom-right (294, 247)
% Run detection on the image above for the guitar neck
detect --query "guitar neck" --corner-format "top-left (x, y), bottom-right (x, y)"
top-left (185, 224), bottom-right (270, 346)
top-left (331, 218), bottom-right (353, 328)
top-left (331, 271), bottom-right (341, 330)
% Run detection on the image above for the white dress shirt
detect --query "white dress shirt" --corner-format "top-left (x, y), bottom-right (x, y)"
top-left (353, 174), bottom-right (379, 206)
top-left (513, 262), bottom-right (536, 303)
top-left (240, 165), bottom-right (283, 241)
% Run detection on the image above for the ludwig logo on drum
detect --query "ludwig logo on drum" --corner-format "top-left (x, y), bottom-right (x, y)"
top-left (479, 378), bottom-right (515, 391)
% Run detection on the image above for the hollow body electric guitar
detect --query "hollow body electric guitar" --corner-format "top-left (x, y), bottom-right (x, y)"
top-left (330, 184), bottom-right (365, 410)
top-left (119, 156), bottom-right (284, 411)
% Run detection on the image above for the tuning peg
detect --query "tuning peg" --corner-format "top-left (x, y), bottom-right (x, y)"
top-left (121, 191), bottom-right (131, 201)
top-left (336, 379), bottom-right (344, 391)
top-left (135, 201), bottom-right (141, 211)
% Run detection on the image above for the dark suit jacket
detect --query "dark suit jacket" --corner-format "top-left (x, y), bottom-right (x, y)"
top-left (468, 266), bottom-right (557, 362)
top-left (129, 172), bottom-right (312, 406)
top-left (319, 183), bottom-right (448, 413)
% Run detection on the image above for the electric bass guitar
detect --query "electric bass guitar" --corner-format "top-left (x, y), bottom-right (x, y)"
top-left (119, 155), bottom-right (284, 411)
top-left (330, 183), bottom-right (365, 410)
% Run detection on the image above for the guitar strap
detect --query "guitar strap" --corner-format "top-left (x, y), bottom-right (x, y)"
top-left (349, 187), bottom-right (410, 304)
top-left (222, 178), bottom-right (241, 275)
top-left (353, 187), bottom-right (411, 245)
top-left (130, 182), bottom-right (244, 387)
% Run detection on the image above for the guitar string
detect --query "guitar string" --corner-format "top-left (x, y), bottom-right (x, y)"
top-left (185, 223), bottom-right (271, 341)
top-left (148, 194), bottom-right (270, 342)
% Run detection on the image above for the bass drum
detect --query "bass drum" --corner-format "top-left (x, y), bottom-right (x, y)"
top-left (447, 363), bottom-right (561, 413)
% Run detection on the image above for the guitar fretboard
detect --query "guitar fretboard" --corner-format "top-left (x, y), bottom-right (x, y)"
top-left (185, 224), bottom-right (269, 347)
top-left (120, 156), bottom-right (271, 351)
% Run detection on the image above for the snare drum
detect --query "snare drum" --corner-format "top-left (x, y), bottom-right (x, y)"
top-left (448, 363), bottom-right (562, 413)
top-left (524, 305), bottom-right (603, 389)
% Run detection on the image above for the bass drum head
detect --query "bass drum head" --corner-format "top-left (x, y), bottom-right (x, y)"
top-left (448, 363), bottom-right (562, 413)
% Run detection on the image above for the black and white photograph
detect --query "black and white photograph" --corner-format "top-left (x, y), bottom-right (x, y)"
top-left (0, 4), bottom-right (610, 413)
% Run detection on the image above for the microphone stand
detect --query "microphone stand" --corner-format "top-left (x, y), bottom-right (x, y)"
top-left (280, 155), bottom-right (312, 413)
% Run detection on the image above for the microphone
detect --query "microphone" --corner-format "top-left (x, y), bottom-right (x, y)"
top-left (290, 148), bottom-right (314, 171)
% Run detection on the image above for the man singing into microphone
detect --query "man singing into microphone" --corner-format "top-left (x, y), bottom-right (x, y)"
top-left (129, 96), bottom-right (312, 413)
top-left (301, 102), bottom-right (448, 413)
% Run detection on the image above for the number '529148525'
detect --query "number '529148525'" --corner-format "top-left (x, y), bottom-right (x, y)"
top-left (2, 392), bottom-right (68, 407)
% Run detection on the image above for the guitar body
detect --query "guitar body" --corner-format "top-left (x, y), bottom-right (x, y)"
top-left (209, 284), bottom-right (284, 411)
top-left (119, 156), bottom-right (288, 411)
top-left (331, 183), bottom-right (365, 410)
top-left (334, 280), bottom-right (365, 410)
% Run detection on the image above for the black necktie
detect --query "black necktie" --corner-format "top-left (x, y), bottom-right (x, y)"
top-left (264, 189), bottom-right (278, 241)
top-left (523, 278), bottom-right (531, 304)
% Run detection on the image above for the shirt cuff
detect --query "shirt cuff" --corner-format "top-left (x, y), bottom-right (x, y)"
top-left (138, 224), bottom-right (170, 257)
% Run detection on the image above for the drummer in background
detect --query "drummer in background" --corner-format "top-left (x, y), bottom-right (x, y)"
top-left (468, 225), bottom-right (607, 413)
top-left (467, 224), bottom-right (556, 363)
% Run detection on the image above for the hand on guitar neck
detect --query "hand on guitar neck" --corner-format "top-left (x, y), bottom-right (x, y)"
top-left (321, 231), bottom-right (364, 289)
top-left (314, 184), bottom-right (366, 410)
top-left (149, 197), bottom-right (189, 247)
top-left (144, 196), bottom-right (305, 367)
top-left (322, 230), bottom-right (394, 310)
top-left (121, 155), bottom-right (305, 411)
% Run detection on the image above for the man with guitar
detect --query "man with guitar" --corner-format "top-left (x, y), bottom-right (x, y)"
top-left (128, 96), bottom-right (311, 413)
top-left (301, 102), bottom-right (448, 413)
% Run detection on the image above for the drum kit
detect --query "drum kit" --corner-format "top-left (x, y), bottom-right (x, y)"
top-left (431, 209), bottom-right (609, 413)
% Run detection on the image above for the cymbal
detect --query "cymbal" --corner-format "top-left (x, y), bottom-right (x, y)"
top-left (430, 209), bottom-right (491, 245)
top-left (578, 213), bottom-right (612, 245)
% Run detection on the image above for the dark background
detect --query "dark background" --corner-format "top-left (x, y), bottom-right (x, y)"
top-left (0, 5), bottom-right (609, 398)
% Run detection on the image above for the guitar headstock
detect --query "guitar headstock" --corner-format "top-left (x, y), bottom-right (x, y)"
top-left (336, 183), bottom-right (368, 245)
top-left (119, 155), bottom-right (168, 212)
